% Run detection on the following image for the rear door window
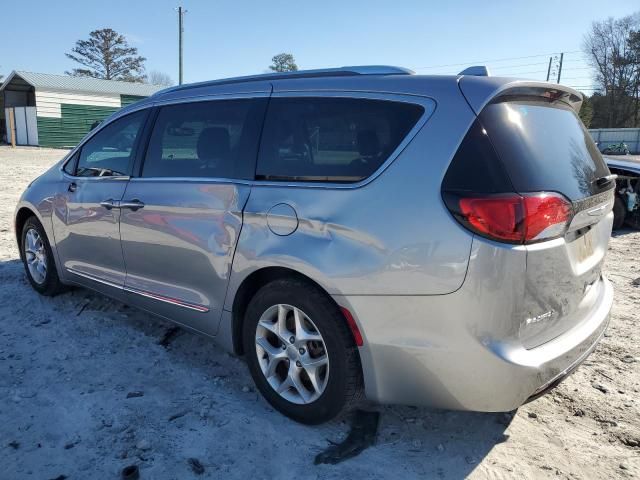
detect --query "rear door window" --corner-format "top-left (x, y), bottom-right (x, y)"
top-left (76, 110), bottom-right (147, 177)
top-left (257, 97), bottom-right (424, 182)
top-left (480, 100), bottom-right (610, 201)
top-left (142, 98), bottom-right (267, 180)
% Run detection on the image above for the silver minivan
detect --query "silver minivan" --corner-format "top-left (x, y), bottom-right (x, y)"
top-left (15, 66), bottom-right (614, 423)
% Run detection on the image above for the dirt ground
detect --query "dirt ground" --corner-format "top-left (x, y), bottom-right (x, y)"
top-left (0, 146), bottom-right (638, 479)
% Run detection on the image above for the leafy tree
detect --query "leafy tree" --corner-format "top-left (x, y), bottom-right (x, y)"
top-left (146, 71), bottom-right (174, 86)
top-left (269, 53), bottom-right (298, 72)
top-left (66, 28), bottom-right (146, 82)
top-left (578, 93), bottom-right (594, 127)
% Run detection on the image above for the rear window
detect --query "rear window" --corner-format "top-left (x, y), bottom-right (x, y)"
top-left (256, 97), bottom-right (424, 182)
top-left (442, 120), bottom-right (513, 194)
top-left (479, 100), bottom-right (610, 201)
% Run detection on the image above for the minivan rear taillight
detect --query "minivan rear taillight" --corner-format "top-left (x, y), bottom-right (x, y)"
top-left (444, 192), bottom-right (573, 244)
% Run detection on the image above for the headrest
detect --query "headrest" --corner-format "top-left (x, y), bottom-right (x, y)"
top-left (197, 127), bottom-right (230, 161)
top-left (357, 130), bottom-right (380, 157)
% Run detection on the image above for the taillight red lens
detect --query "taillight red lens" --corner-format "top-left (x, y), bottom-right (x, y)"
top-left (521, 194), bottom-right (573, 241)
top-left (459, 195), bottom-right (524, 242)
top-left (453, 192), bottom-right (572, 244)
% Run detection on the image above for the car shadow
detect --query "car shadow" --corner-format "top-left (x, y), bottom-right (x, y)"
top-left (612, 227), bottom-right (638, 237)
top-left (1, 259), bottom-right (511, 479)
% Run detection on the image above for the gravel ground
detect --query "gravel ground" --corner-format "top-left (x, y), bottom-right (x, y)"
top-left (0, 146), bottom-right (639, 479)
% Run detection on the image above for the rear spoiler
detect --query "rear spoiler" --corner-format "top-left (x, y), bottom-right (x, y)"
top-left (458, 76), bottom-right (583, 115)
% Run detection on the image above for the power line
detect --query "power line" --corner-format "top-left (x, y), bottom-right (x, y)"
top-left (496, 69), bottom-right (550, 76)
top-left (412, 50), bottom-right (581, 70)
top-left (491, 61), bottom-right (550, 70)
top-left (558, 76), bottom-right (593, 81)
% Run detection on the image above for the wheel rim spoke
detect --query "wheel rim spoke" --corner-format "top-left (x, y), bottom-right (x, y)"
top-left (256, 334), bottom-right (281, 357)
top-left (276, 304), bottom-right (292, 339)
top-left (291, 307), bottom-right (322, 344)
top-left (301, 355), bottom-right (328, 394)
top-left (276, 375), bottom-right (294, 394)
top-left (289, 368), bottom-right (311, 403)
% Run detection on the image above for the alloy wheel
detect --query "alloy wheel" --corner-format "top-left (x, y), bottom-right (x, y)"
top-left (255, 304), bottom-right (329, 404)
top-left (24, 228), bottom-right (47, 285)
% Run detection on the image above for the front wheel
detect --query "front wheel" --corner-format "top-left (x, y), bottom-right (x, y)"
top-left (20, 216), bottom-right (64, 296)
top-left (242, 278), bottom-right (362, 424)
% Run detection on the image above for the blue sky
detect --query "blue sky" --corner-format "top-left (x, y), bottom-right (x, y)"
top-left (2, 0), bottom-right (638, 92)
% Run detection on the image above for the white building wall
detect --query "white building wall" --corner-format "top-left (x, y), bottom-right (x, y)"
top-left (35, 89), bottom-right (122, 118)
top-left (589, 128), bottom-right (640, 154)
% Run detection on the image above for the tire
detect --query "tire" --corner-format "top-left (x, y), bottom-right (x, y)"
top-left (242, 278), bottom-right (363, 424)
top-left (20, 216), bottom-right (64, 296)
top-left (612, 196), bottom-right (626, 230)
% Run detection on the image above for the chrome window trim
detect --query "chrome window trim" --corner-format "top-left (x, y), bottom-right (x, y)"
top-left (136, 90), bottom-right (436, 190)
top-left (61, 171), bottom-right (131, 182)
top-left (149, 90), bottom-right (271, 108)
top-left (62, 90), bottom-right (436, 191)
top-left (67, 267), bottom-right (209, 313)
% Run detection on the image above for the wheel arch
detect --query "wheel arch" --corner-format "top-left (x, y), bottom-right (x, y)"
top-left (14, 202), bottom-right (65, 283)
top-left (15, 206), bottom-right (39, 249)
top-left (229, 266), bottom-right (360, 356)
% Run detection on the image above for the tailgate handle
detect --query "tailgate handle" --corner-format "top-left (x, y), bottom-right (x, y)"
top-left (593, 174), bottom-right (617, 188)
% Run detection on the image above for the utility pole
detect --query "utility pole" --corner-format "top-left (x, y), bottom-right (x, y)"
top-left (557, 52), bottom-right (564, 84)
top-left (8, 108), bottom-right (16, 148)
top-left (546, 56), bottom-right (553, 82)
top-left (177, 6), bottom-right (186, 85)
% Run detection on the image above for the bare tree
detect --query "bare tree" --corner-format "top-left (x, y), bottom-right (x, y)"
top-left (583, 13), bottom-right (640, 127)
top-left (146, 71), bottom-right (174, 86)
top-left (66, 29), bottom-right (146, 82)
top-left (269, 53), bottom-right (298, 72)
top-left (629, 28), bottom-right (640, 126)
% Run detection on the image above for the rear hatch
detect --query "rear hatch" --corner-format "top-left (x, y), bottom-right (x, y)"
top-left (453, 81), bottom-right (614, 348)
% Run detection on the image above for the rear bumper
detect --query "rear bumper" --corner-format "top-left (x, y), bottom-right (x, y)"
top-left (333, 242), bottom-right (613, 411)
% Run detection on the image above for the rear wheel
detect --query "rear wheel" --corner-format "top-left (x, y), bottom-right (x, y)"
top-left (612, 196), bottom-right (626, 230)
top-left (242, 278), bottom-right (362, 424)
top-left (20, 216), bottom-right (64, 296)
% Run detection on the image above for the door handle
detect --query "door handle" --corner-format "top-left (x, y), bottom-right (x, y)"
top-left (68, 182), bottom-right (77, 193)
top-left (100, 199), bottom-right (118, 210)
top-left (120, 199), bottom-right (145, 211)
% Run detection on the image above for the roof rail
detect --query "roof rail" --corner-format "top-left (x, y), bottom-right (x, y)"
top-left (155, 65), bottom-right (414, 95)
top-left (458, 66), bottom-right (491, 77)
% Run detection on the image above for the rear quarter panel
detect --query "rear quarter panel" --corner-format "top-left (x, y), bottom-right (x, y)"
top-left (225, 86), bottom-right (479, 305)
